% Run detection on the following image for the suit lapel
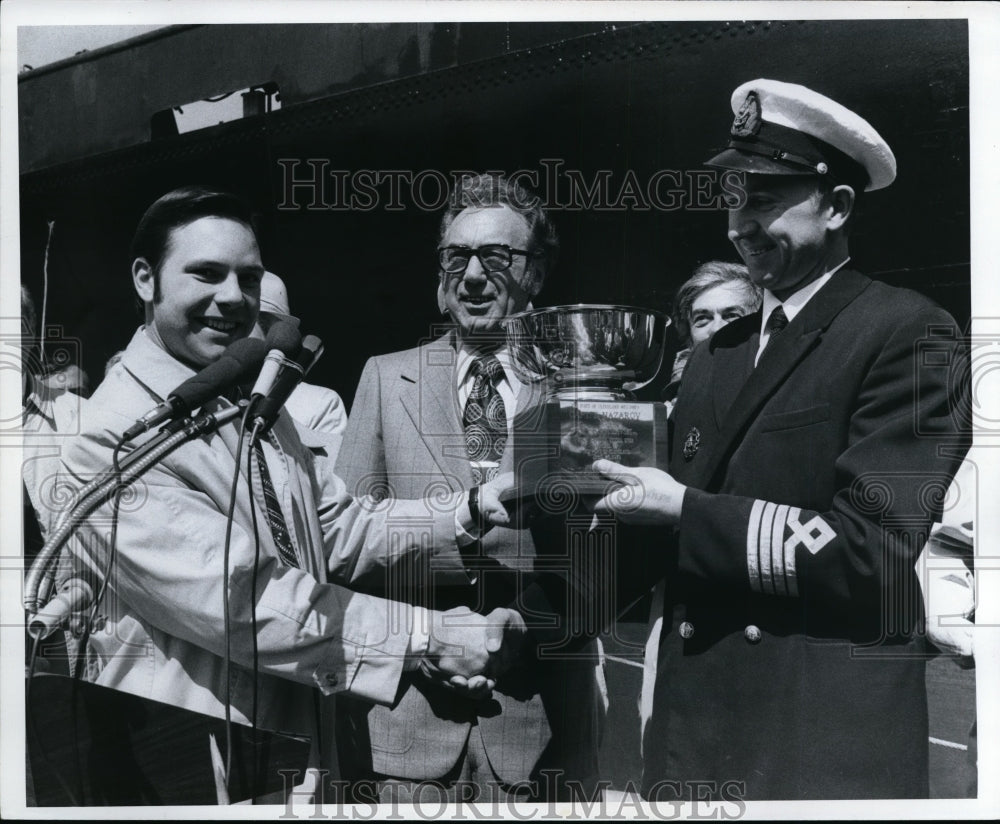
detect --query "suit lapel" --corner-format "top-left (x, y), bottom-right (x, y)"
top-left (398, 333), bottom-right (473, 489)
top-left (696, 270), bottom-right (871, 490)
top-left (711, 315), bottom-right (760, 429)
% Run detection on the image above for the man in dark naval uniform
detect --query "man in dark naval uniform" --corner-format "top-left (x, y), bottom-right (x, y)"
top-left (595, 78), bottom-right (970, 799)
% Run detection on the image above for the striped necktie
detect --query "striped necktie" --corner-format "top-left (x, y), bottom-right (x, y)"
top-left (252, 436), bottom-right (298, 567)
top-left (463, 354), bottom-right (507, 485)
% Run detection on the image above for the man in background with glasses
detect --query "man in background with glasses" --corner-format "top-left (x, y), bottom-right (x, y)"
top-left (335, 174), bottom-right (606, 802)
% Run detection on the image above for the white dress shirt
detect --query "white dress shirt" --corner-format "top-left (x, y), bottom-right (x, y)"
top-left (754, 258), bottom-right (851, 366)
top-left (454, 344), bottom-right (522, 438)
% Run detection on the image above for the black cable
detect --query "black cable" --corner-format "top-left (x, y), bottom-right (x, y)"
top-left (221, 403), bottom-right (252, 796)
top-left (63, 438), bottom-right (126, 805)
top-left (66, 483), bottom-right (123, 806)
top-left (70, 452), bottom-right (123, 683)
top-left (112, 438), bottom-right (126, 476)
top-left (246, 419), bottom-right (264, 802)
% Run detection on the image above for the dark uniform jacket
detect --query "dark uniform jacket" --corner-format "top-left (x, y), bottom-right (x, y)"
top-left (644, 269), bottom-right (969, 800)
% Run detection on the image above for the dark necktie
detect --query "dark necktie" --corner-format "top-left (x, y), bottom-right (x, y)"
top-left (761, 305), bottom-right (789, 354)
top-left (252, 436), bottom-right (299, 567)
top-left (463, 354), bottom-right (507, 485)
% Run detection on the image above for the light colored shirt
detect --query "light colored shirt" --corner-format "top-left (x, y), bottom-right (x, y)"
top-left (454, 344), bottom-right (522, 438)
top-left (754, 258), bottom-right (851, 366)
top-left (22, 380), bottom-right (86, 537)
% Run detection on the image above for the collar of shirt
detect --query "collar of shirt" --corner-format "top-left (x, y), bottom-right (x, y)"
top-left (118, 326), bottom-right (246, 437)
top-left (122, 326), bottom-right (201, 401)
top-left (22, 388), bottom-right (54, 425)
top-left (22, 380), bottom-right (82, 430)
top-left (756, 258), bottom-right (851, 365)
top-left (122, 326), bottom-right (303, 547)
top-left (455, 343), bottom-right (521, 431)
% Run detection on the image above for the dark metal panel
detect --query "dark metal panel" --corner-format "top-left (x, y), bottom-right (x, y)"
top-left (19, 19), bottom-right (969, 400)
top-left (18, 22), bottom-right (614, 173)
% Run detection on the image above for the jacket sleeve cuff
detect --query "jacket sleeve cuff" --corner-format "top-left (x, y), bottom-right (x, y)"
top-left (404, 605), bottom-right (431, 671)
top-left (312, 600), bottom-right (414, 704)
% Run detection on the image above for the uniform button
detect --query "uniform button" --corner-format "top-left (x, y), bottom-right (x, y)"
top-left (678, 621), bottom-right (695, 639)
top-left (744, 625), bottom-right (762, 644)
top-left (324, 673), bottom-right (338, 686)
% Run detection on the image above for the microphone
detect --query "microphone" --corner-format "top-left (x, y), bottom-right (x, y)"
top-left (251, 335), bottom-right (324, 433)
top-left (27, 577), bottom-right (94, 640)
top-left (121, 337), bottom-right (267, 441)
top-left (24, 404), bottom-right (245, 615)
top-left (249, 320), bottom-right (302, 398)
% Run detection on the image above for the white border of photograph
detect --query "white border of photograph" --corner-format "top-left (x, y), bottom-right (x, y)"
top-left (2, 1), bottom-right (997, 820)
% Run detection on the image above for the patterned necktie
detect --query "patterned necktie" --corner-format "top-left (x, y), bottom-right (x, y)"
top-left (463, 354), bottom-right (507, 485)
top-left (766, 305), bottom-right (789, 337)
top-left (252, 436), bottom-right (299, 567)
top-left (762, 305), bottom-right (789, 354)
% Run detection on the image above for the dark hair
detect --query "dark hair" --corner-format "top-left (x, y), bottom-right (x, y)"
top-left (672, 261), bottom-right (762, 346)
top-left (130, 185), bottom-right (259, 276)
top-left (438, 173), bottom-right (558, 296)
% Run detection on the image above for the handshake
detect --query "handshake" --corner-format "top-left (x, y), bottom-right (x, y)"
top-left (419, 606), bottom-right (527, 700)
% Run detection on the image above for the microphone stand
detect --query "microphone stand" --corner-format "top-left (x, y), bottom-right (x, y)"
top-left (24, 404), bottom-right (244, 624)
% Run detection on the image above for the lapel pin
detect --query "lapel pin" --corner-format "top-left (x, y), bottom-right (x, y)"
top-left (683, 427), bottom-right (701, 461)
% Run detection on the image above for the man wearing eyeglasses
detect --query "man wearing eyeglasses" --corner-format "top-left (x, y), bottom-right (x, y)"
top-left (334, 174), bottom-right (605, 802)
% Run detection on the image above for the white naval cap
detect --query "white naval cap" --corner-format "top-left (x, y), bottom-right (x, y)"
top-left (706, 78), bottom-right (896, 192)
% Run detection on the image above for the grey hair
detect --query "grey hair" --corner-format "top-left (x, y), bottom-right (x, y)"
top-left (439, 173), bottom-right (558, 296)
top-left (672, 261), bottom-right (762, 346)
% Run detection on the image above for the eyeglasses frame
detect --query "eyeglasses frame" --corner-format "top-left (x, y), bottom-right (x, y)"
top-left (437, 244), bottom-right (537, 275)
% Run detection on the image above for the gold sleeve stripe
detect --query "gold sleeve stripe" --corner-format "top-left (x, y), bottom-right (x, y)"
top-left (747, 499), bottom-right (766, 593)
top-left (759, 501), bottom-right (779, 595)
top-left (771, 504), bottom-right (791, 596)
top-left (747, 500), bottom-right (805, 598)
top-left (784, 507), bottom-right (801, 597)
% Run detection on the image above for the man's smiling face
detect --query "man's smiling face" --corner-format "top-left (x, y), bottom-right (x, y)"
top-left (728, 175), bottom-right (836, 301)
top-left (134, 216), bottom-right (264, 369)
top-left (439, 205), bottom-right (535, 340)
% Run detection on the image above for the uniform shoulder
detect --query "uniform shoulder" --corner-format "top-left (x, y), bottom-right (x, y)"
top-left (856, 277), bottom-right (960, 330)
top-left (717, 311), bottom-right (759, 339)
top-left (864, 278), bottom-right (946, 312)
top-left (709, 311), bottom-right (759, 350)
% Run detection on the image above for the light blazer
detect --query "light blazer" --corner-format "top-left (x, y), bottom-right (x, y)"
top-left (334, 331), bottom-right (603, 788)
top-left (643, 270), bottom-right (970, 799)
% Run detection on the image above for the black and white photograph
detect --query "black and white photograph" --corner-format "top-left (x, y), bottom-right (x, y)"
top-left (2, 1), bottom-right (998, 819)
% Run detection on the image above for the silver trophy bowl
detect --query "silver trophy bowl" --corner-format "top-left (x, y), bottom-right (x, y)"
top-left (502, 304), bottom-right (669, 397)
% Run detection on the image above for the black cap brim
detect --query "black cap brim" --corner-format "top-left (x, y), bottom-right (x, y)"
top-left (705, 147), bottom-right (812, 176)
